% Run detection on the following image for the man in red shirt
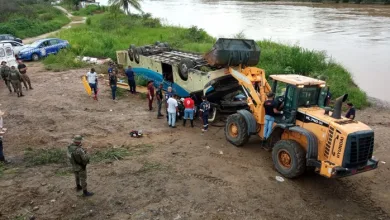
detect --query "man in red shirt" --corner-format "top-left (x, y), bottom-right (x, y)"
top-left (182, 96), bottom-right (195, 127)
top-left (147, 81), bottom-right (155, 111)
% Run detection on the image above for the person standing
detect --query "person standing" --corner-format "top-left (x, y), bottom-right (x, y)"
top-left (86, 68), bottom-right (98, 100)
top-left (156, 83), bottom-right (164, 118)
top-left (183, 96), bottom-right (195, 127)
top-left (17, 59), bottom-right (33, 90)
top-left (199, 96), bottom-right (211, 132)
top-left (165, 87), bottom-right (174, 121)
top-left (263, 92), bottom-right (283, 139)
top-left (67, 135), bottom-right (94, 197)
top-left (109, 70), bottom-right (118, 101)
top-left (345, 103), bottom-right (356, 120)
top-left (167, 95), bottom-right (179, 128)
top-left (147, 80), bottom-right (154, 111)
top-left (9, 66), bottom-right (24, 97)
top-left (0, 61), bottom-right (13, 93)
top-left (125, 66), bottom-right (136, 94)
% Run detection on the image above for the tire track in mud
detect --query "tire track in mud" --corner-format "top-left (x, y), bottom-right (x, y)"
top-left (337, 179), bottom-right (390, 219)
top-left (209, 152), bottom-right (268, 169)
top-left (187, 173), bottom-right (231, 186)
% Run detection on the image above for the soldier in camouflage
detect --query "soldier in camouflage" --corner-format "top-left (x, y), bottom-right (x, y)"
top-left (0, 61), bottom-right (14, 93)
top-left (9, 66), bottom-right (24, 97)
top-left (67, 135), bottom-right (94, 197)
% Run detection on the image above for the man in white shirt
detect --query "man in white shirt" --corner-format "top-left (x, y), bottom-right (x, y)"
top-left (167, 95), bottom-right (179, 128)
top-left (86, 68), bottom-right (98, 100)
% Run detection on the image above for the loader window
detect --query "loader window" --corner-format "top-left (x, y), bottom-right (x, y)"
top-left (298, 86), bottom-right (320, 107)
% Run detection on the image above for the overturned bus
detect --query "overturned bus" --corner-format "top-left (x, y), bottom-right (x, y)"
top-left (116, 38), bottom-right (261, 121)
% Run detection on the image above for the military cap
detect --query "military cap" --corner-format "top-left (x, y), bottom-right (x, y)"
top-left (72, 135), bottom-right (83, 142)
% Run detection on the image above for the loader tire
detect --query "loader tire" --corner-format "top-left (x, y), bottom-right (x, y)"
top-left (178, 58), bottom-right (195, 81)
top-left (272, 140), bottom-right (306, 178)
top-left (225, 113), bottom-right (249, 147)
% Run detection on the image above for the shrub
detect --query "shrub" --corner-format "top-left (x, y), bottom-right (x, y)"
top-left (43, 50), bottom-right (88, 71)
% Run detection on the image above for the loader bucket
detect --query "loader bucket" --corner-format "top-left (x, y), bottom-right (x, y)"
top-left (204, 38), bottom-right (261, 67)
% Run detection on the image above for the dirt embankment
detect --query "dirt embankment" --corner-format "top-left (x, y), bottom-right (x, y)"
top-left (0, 63), bottom-right (389, 220)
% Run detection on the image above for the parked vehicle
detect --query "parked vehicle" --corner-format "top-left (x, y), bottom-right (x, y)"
top-left (0, 40), bottom-right (25, 55)
top-left (18, 38), bottom-right (70, 61)
top-left (0, 34), bottom-right (22, 43)
top-left (0, 42), bottom-right (17, 67)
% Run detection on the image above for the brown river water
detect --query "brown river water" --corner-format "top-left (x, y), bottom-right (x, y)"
top-left (97, 0), bottom-right (390, 102)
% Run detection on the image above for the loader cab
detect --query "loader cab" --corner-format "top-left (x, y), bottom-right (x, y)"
top-left (270, 75), bottom-right (327, 123)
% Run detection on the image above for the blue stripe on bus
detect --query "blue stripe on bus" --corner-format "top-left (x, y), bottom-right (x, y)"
top-left (133, 68), bottom-right (190, 97)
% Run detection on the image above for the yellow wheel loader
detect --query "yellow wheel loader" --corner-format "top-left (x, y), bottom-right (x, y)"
top-left (223, 66), bottom-right (378, 178)
top-left (201, 38), bottom-right (378, 178)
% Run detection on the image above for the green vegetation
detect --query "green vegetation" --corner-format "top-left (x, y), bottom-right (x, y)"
top-left (91, 148), bottom-right (130, 162)
top-left (72, 5), bottom-right (107, 16)
top-left (24, 147), bottom-right (67, 166)
top-left (91, 144), bottom-right (153, 162)
top-left (0, 0), bottom-right (70, 39)
top-left (56, 12), bottom-right (213, 59)
top-left (43, 50), bottom-right (88, 71)
top-left (0, 162), bottom-right (5, 177)
top-left (257, 40), bottom-right (368, 108)
top-left (51, 8), bottom-right (367, 108)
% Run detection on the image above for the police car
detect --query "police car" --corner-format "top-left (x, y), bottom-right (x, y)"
top-left (18, 38), bottom-right (70, 61)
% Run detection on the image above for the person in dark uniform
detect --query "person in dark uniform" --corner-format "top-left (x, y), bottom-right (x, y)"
top-left (263, 92), bottom-right (283, 139)
top-left (199, 96), bottom-right (210, 132)
top-left (345, 103), bottom-right (356, 119)
top-left (109, 70), bottom-right (117, 101)
top-left (156, 84), bottom-right (164, 118)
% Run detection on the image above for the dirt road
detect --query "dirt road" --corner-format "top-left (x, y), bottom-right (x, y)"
top-left (0, 63), bottom-right (389, 220)
top-left (23, 6), bottom-right (86, 44)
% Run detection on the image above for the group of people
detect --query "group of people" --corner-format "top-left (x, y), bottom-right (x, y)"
top-left (148, 84), bottom-right (211, 131)
top-left (0, 59), bottom-right (33, 97)
top-left (86, 63), bottom-right (137, 102)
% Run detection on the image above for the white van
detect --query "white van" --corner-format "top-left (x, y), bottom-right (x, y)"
top-left (0, 43), bottom-right (17, 68)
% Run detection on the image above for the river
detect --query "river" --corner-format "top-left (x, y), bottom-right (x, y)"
top-left (97, 0), bottom-right (390, 102)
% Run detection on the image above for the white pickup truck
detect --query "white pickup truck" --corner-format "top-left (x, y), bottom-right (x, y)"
top-left (0, 42), bottom-right (17, 68)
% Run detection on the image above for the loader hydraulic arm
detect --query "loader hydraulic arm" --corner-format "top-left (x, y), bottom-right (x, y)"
top-left (226, 66), bottom-right (272, 124)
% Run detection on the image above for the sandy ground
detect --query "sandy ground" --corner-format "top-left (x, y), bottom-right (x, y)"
top-left (0, 63), bottom-right (389, 220)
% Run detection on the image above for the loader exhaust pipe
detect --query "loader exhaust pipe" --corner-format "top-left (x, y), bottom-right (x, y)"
top-left (331, 94), bottom-right (348, 119)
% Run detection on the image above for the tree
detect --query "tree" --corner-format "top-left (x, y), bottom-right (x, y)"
top-left (63, 0), bottom-right (81, 10)
top-left (108, 0), bottom-right (142, 15)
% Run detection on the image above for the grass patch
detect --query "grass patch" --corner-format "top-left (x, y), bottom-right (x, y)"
top-left (72, 5), bottom-right (107, 16)
top-left (116, 88), bottom-right (127, 97)
top-left (139, 93), bottom-right (147, 99)
top-left (138, 161), bottom-right (169, 173)
top-left (91, 145), bottom-right (153, 162)
top-left (55, 168), bottom-right (73, 176)
top-left (24, 147), bottom-right (67, 166)
top-left (91, 148), bottom-right (130, 163)
top-left (43, 50), bottom-right (89, 71)
top-left (0, 162), bottom-right (4, 177)
top-left (0, 1), bottom-right (70, 39)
